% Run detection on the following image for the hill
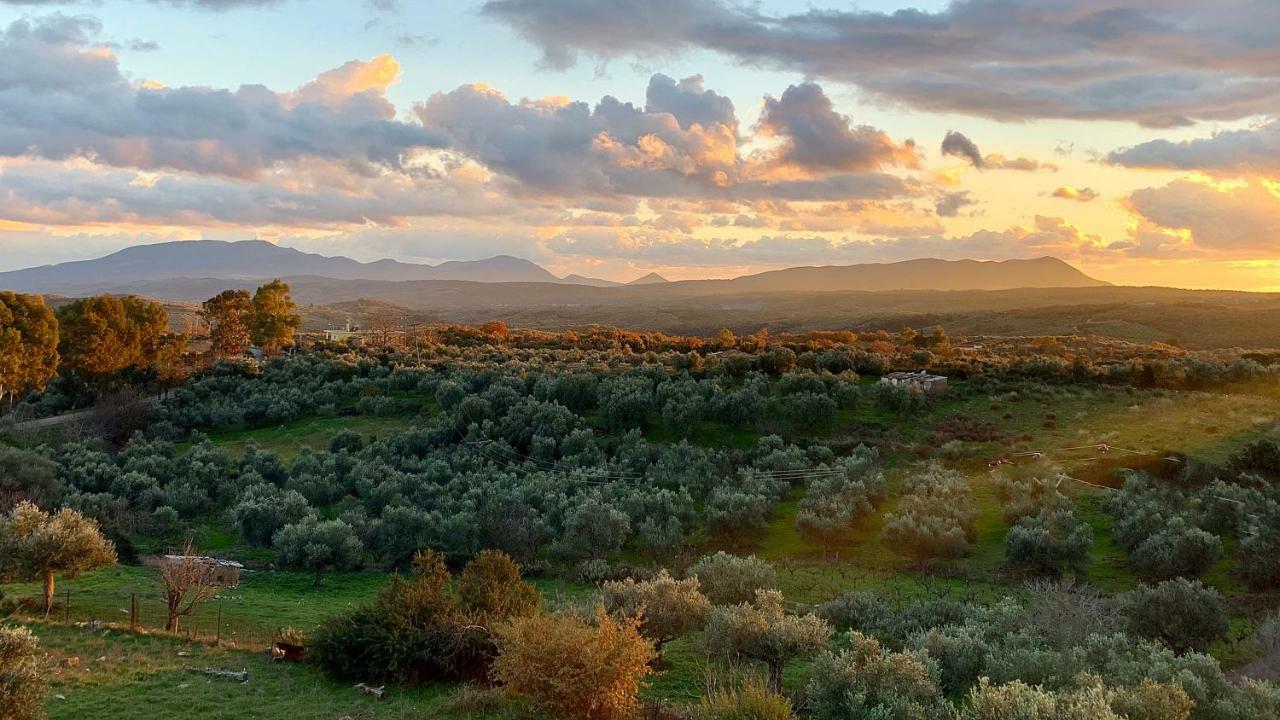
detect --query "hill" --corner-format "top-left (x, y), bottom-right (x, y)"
top-left (0, 240), bottom-right (563, 293)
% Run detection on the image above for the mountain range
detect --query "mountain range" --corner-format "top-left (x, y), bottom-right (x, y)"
top-left (0, 239), bottom-right (1104, 296)
top-left (10, 240), bottom-right (1280, 350)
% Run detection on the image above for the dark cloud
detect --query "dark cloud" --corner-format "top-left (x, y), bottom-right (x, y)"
top-left (0, 17), bottom-right (445, 177)
top-left (941, 131), bottom-right (1056, 171)
top-left (644, 74), bottom-right (735, 132)
top-left (758, 83), bottom-right (918, 172)
top-left (941, 131), bottom-right (983, 168)
top-left (1107, 119), bottom-right (1280, 174)
top-left (484, 0), bottom-right (1280, 127)
top-left (935, 191), bottom-right (977, 217)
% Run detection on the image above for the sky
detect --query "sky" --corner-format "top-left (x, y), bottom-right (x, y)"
top-left (0, 1), bottom-right (1278, 290)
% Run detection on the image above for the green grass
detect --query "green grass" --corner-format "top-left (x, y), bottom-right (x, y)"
top-left (18, 621), bottom-right (513, 720)
top-left (181, 415), bottom-right (421, 459)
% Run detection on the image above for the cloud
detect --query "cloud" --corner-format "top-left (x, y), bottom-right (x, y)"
top-left (644, 74), bottom-right (735, 132)
top-left (0, 17), bottom-right (444, 178)
top-left (941, 131), bottom-right (983, 168)
top-left (0, 157), bottom-right (521, 229)
top-left (757, 83), bottom-right (918, 172)
top-left (484, 0), bottom-right (1280, 127)
top-left (0, 0), bottom-right (282, 8)
top-left (941, 131), bottom-right (1056, 171)
top-left (541, 215), bottom-right (1100, 268)
top-left (415, 78), bottom-right (920, 203)
top-left (1123, 178), bottom-right (1280, 254)
top-left (1051, 186), bottom-right (1099, 202)
top-left (935, 191), bottom-right (977, 217)
top-left (1107, 119), bottom-right (1280, 174)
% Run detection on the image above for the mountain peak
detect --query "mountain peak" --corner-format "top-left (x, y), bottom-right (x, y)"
top-left (628, 271), bottom-right (670, 285)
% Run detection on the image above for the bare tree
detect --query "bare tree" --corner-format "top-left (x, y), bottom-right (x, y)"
top-left (159, 540), bottom-right (218, 633)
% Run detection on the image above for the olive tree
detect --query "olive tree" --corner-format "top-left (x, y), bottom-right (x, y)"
top-left (0, 501), bottom-right (117, 616)
top-left (273, 516), bottom-right (362, 586)
top-left (705, 589), bottom-right (831, 693)
top-left (1004, 508), bottom-right (1093, 577)
top-left (1121, 578), bottom-right (1228, 653)
top-left (602, 570), bottom-right (710, 661)
top-left (687, 551), bottom-right (778, 606)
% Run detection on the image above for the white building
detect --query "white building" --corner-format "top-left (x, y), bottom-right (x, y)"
top-left (881, 371), bottom-right (949, 394)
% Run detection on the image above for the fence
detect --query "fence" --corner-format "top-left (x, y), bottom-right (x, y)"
top-left (15, 587), bottom-right (279, 650)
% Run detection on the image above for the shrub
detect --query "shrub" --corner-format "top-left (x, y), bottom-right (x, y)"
top-left (806, 631), bottom-right (949, 720)
top-left (602, 570), bottom-right (709, 660)
top-left (1130, 516), bottom-right (1222, 580)
top-left (1004, 508), bottom-right (1093, 577)
top-left (456, 549), bottom-right (541, 621)
top-left (705, 590), bottom-right (831, 694)
top-left (696, 677), bottom-right (794, 720)
top-left (816, 591), bottom-right (892, 635)
top-left (1121, 578), bottom-right (1228, 653)
top-left (493, 608), bottom-right (654, 720)
top-left (992, 459), bottom-right (1069, 522)
top-left (1239, 508), bottom-right (1280, 590)
top-left (881, 464), bottom-right (976, 560)
top-left (687, 552), bottom-right (778, 606)
top-left (0, 626), bottom-right (45, 720)
top-left (272, 516), bottom-right (362, 586)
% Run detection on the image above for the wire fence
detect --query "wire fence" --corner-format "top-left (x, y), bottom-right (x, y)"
top-left (15, 586), bottom-right (280, 650)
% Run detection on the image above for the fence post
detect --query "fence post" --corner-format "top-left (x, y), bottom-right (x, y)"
top-left (216, 603), bottom-right (223, 644)
top-left (63, 588), bottom-right (70, 624)
top-left (130, 593), bottom-right (139, 631)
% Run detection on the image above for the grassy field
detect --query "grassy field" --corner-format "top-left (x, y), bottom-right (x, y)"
top-left (180, 414), bottom-right (423, 459)
top-left (15, 621), bottom-right (516, 720)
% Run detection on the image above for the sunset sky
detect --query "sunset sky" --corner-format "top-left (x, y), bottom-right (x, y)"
top-left (1, 0), bottom-right (1278, 289)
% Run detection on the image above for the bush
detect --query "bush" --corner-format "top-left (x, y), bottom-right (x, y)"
top-left (456, 549), bottom-right (541, 621)
top-left (816, 591), bottom-right (892, 635)
top-left (806, 631), bottom-right (949, 720)
top-left (1130, 516), bottom-right (1222, 580)
top-left (493, 608), bottom-right (654, 720)
top-left (1004, 508), bottom-right (1093, 577)
top-left (0, 626), bottom-right (45, 720)
top-left (881, 464), bottom-right (976, 560)
top-left (602, 570), bottom-right (709, 659)
top-left (1121, 578), bottom-right (1228, 653)
top-left (705, 590), bottom-right (831, 694)
top-left (687, 552), bottom-right (778, 606)
top-left (1239, 508), bottom-right (1280, 590)
top-left (696, 677), bottom-right (794, 720)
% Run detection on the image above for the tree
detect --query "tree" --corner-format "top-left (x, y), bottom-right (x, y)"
top-left (705, 589), bottom-right (831, 694)
top-left (158, 540), bottom-right (219, 632)
top-left (0, 446), bottom-right (61, 512)
top-left (493, 607), bottom-right (655, 720)
top-left (687, 552), bottom-right (778, 606)
top-left (0, 292), bottom-right (59, 410)
top-left (1121, 578), bottom-right (1228, 653)
top-left (1004, 508), bottom-right (1093, 577)
top-left (456, 549), bottom-right (541, 621)
top-left (0, 626), bottom-right (46, 720)
top-left (806, 631), bottom-right (949, 720)
top-left (248, 280), bottom-right (301, 354)
top-left (881, 463), bottom-right (976, 561)
top-left (714, 327), bottom-right (737, 349)
top-left (602, 570), bottom-right (710, 661)
top-left (201, 289), bottom-right (252, 357)
top-left (55, 295), bottom-right (168, 382)
top-left (273, 516), bottom-right (362, 586)
top-left (0, 501), bottom-right (117, 617)
top-left (1130, 516), bottom-right (1221, 580)
top-left (231, 483), bottom-right (315, 546)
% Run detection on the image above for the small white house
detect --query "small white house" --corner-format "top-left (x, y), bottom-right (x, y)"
top-left (882, 371), bottom-right (949, 395)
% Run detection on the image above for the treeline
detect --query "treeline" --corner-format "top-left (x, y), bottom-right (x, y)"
top-left (1, 281), bottom-right (300, 418)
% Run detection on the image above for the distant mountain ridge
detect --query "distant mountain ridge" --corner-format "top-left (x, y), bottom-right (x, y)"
top-left (0, 239), bottom-right (1108, 297)
top-left (0, 240), bottom-right (566, 293)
